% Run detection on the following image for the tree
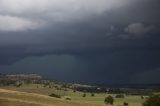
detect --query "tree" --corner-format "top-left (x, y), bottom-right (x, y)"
top-left (82, 93), bottom-right (86, 97)
top-left (143, 94), bottom-right (160, 106)
top-left (91, 93), bottom-right (95, 97)
top-left (15, 81), bottom-right (23, 87)
top-left (123, 102), bottom-right (129, 106)
top-left (104, 95), bottom-right (114, 105)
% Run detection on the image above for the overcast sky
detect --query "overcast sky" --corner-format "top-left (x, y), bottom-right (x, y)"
top-left (0, 0), bottom-right (160, 85)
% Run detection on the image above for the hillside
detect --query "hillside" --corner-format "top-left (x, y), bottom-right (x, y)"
top-left (0, 73), bottom-right (151, 106)
top-left (0, 89), bottom-right (105, 106)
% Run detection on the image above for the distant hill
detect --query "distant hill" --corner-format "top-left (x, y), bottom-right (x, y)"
top-left (0, 73), bottom-right (42, 81)
top-left (6, 74), bottom-right (42, 80)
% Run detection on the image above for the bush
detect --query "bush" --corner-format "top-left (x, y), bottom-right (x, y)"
top-left (49, 93), bottom-right (61, 98)
top-left (141, 96), bottom-right (144, 99)
top-left (73, 90), bottom-right (76, 93)
top-left (91, 93), bottom-right (95, 97)
top-left (123, 102), bottom-right (129, 106)
top-left (82, 93), bottom-right (86, 97)
top-left (66, 97), bottom-right (71, 100)
top-left (143, 94), bottom-right (160, 106)
top-left (104, 95), bottom-right (114, 105)
top-left (64, 96), bottom-right (71, 100)
top-left (15, 81), bottom-right (23, 87)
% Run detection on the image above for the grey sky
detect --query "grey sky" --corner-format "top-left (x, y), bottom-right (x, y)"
top-left (0, 0), bottom-right (160, 85)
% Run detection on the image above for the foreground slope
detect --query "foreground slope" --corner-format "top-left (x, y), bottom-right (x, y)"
top-left (0, 89), bottom-right (105, 106)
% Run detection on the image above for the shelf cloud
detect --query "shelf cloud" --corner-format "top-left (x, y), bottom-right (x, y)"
top-left (0, 0), bottom-right (160, 84)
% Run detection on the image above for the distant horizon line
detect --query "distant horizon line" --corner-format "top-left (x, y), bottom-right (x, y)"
top-left (1, 72), bottom-right (160, 87)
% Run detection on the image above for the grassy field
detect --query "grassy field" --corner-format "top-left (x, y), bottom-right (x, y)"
top-left (0, 84), bottom-right (146, 106)
top-left (0, 88), bottom-right (106, 106)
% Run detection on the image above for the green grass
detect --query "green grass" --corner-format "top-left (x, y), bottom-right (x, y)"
top-left (0, 84), bottom-right (147, 106)
top-left (0, 88), bottom-right (105, 106)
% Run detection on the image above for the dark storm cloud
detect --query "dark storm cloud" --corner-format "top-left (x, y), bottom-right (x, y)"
top-left (0, 0), bottom-right (160, 84)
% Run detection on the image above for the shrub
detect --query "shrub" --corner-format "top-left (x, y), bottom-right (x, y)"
top-left (91, 93), bottom-right (95, 97)
top-left (104, 95), bottom-right (114, 105)
top-left (73, 90), bottom-right (76, 93)
top-left (64, 96), bottom-right (71, 100)
top-left (82, 93), bottom-right (86, 97)
top-left (15, 81), bottom-right (23, 87)
top-left (143, 94), bottom-right (160, 106)
top-left (123, 102), bottom-right (129, 106)
top-left (66, 97), bottom-right (71, 100)
top-left (141, 96), bottom-right (144, 99)
top-left (66, 98), bottom-right (71, 100)
top-left (49, 93), bottom-right (61, 98)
